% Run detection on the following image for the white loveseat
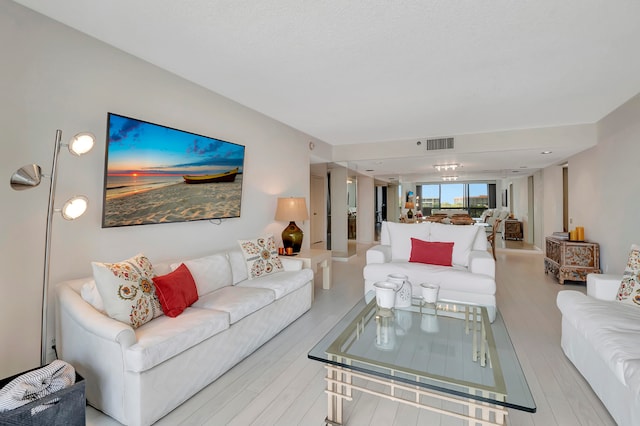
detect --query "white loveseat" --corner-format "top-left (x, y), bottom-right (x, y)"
top-left (363, 221), bottom-right (497, 321)
top-left (55, 248), bottom-right (313, 426)
top-left (556, 274), bottom-right (640, 426)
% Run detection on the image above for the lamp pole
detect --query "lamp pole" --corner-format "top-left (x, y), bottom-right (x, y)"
top-left (41, 130), bottom-right (63, 365)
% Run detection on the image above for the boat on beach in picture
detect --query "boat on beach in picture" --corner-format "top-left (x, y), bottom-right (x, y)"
top-left (183, 167), bottom-right (239, 184)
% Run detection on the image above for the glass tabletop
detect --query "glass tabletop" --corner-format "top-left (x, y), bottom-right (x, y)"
top-left (308, 293), bottom-right (536, 412)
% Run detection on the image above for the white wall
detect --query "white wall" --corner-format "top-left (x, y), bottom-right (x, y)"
top-left (566, 93), bottom-right (640, 274)
top-left (329, 164), bottom-right (348, 254)
top-left (0, 2), bottom-right (317, 376)
top-left (532, 171), bottom-right (545, 249)
top-left (356, 174), bottom-right (374, 244)
top-left (508, 177), bottom-right (530, 239)
top-left (542, 163), bottom-right (566, 242)
top-left (310, 163), bottom-right (328, 247)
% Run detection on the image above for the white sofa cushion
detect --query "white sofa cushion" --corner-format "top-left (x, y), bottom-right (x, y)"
top-left (557, 290), bottom-right (640, 387)
top-left (429, 223), bottom-right (479, 267)
top-left (364, 261), bottom-right (496, 296)
top-left (227, 249), bottom-right (249, 284)
top-left (237, 269), bottom-right (313, 299)
top-left (171, 253), bottom-right (232, 296)
top-left (125, 307), bottom-right (229, 373)
top-left (387, 222), bottom-right (431, 261)
top-left (472, 225), bottom-right (488, 251)
top-left (192, 286), bottom-right (275, 324)
top-left (587, 273), bottom-right (621, 300)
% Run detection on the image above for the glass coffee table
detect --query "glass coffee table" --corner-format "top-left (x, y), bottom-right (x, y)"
top-left (308, 293), bottom-right (535, 425)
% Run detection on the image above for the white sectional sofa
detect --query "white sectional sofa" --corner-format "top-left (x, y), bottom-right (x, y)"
top-left (363, 221), bottom-right (497, 321)
top-left (556, 274), bottom-right (640, 426)
top-left (55, 248), bottom-right (313, 426)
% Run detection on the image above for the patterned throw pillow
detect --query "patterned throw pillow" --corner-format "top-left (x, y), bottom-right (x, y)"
top-left (616, 244), bottom-right (640, 307)
top-left (92, 253), bottom-right (163, 328)
top-left (238, 235), bottom-right (284, 279)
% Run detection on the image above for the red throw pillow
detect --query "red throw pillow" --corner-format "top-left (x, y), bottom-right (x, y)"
top-left (152, 263), bottom-right (199, 317)
top-left (409, 238), bottom-right (454, 266)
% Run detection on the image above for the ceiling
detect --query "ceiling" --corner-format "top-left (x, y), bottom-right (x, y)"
top-left (13, 0), bottom-right (640, 182)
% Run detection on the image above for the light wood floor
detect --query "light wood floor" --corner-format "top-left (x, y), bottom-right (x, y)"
top-left (87, 245), bottom-right (615, 425)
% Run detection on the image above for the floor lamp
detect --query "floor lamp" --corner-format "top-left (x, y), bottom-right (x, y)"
top-left (10, 129), bottom-right (95, 365)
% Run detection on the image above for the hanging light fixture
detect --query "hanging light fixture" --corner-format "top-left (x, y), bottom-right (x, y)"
top-left (442, 176), bottom-right (458, 181)
top-left (10, 129), bottom-right (95, 365)
top-left (434, 163), bottom-right (460, 172)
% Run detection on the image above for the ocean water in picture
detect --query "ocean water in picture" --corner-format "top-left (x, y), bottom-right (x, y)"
top-left (106, 175), bottom-right (183, 199)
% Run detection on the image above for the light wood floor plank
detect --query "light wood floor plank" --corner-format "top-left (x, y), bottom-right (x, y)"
top-left (87, 244), bottom-right (616, 425)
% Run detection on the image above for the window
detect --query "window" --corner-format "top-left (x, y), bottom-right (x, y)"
top-left (416, 182), bottom-right (494, 218)
top-left (441, 184), bottom-right (464, 208)
top-left (419, 184), bottom-right (440, 214)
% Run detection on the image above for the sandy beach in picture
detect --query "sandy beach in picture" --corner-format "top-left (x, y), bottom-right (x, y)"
top-left (103, 175), bottom-right (243, 227)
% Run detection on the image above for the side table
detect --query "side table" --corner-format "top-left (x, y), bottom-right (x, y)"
top-left (296, 249), bottom-right (332, 291)
top-left (544, 236), bottom-right (600, 284)
top-left (503, 219), bottom-right (523, 240)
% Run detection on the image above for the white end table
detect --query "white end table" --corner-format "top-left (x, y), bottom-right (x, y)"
top-left (296, 249), bottom-right (332, 290)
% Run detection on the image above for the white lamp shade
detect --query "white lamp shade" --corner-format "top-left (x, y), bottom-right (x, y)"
top-left (61, 196), bottom-right (88, 220)
top-left (68, 132), bottom-right (95, 156)
top-left (275, 197), bottom-right (309, 222)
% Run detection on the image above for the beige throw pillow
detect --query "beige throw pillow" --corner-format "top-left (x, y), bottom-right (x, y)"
top-left (616, 244), bottom-right (640, 307)
top-left (238, 235), bottom-right (283, 279)
top-left (92, 253), bottom-right (163, 328)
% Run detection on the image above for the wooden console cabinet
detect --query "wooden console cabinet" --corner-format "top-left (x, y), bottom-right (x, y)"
top-left (503, 219), bottom-right (523, 240)
top-left (544, 237), bottom-right (600, 284)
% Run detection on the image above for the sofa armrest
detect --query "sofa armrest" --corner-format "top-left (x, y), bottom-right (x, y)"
top-left (56, 283), bottom-right (136, 347)
top-left (468, 250), bottom-right (495, 278)
top-left (281, 257), bottom-right (303, 271)
top-left (586, 273), bottom-right (621, 301)
top-left (366, 245), bottom-right (391, 264)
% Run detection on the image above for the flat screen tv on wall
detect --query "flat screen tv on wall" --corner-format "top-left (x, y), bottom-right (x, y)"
top-left (102, 113), bottom-right (245, 228)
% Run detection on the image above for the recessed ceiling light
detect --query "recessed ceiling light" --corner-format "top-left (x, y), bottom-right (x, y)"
top-left (365, 169), bottom-right (374, 172)
top-left (541, 151), bottom-right (552, 154)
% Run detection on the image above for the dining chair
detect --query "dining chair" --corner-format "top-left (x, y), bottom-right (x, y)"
top-left (487, 218), bottom-right (501, 260)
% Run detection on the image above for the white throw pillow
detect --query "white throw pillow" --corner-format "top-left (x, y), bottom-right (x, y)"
top-left (616, 244), bottom-right (640, 307)
top-left (170, 253), bottom-right (232, 296)
top-left (227, 249), bottom-right (249, 284)
top-left (80, 280), bottom-right (105, 313)
top-left (238, 235), bottom-right (284, 279)
top-left (429, 223), bottom-right (479, 267)
top-left (387, 222), bottom-right (431, 261)
top-left (92, 253), bottom-right (163, 328)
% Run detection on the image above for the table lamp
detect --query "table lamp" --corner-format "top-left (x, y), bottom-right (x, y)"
top-left (405, 202), bottom-right (415, 219)
top-left (275, 197), bottom-right (309, 253)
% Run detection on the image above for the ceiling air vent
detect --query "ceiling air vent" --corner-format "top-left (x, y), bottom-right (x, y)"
top-left (426, 137), bottom-right (454, 151)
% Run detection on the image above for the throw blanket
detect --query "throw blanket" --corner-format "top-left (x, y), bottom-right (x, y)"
top-left (0, 360), bottom-right (75, 413)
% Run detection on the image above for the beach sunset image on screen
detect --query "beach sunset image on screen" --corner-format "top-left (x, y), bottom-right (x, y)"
top-left (102, 113), bottom-right (245, 227)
